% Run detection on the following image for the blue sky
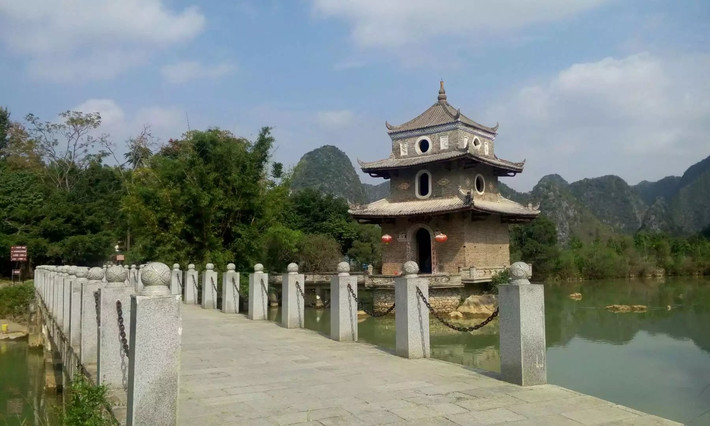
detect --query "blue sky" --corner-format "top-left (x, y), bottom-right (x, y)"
top-left (1, 0), bottom-right (709, 190)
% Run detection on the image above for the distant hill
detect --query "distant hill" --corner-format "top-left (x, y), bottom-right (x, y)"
top-left (290, 145), bottom-right (368, 204)
top-left (362, 182), bottom-right (389, 202)
top-left (292, 145), bottom-right (710, 242)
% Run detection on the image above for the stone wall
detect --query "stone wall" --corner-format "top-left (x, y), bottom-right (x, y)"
top-left (373, 287), bottom-right (461, 314)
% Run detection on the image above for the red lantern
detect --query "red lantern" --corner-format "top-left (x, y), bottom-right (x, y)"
top-left (435, 233), bottom-right (448, 243)
top-left (381, 234), bottom-right (393, 244)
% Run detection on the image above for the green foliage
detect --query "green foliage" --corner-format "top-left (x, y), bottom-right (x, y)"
top-left (510, 215), bottom-right (560, 279)
top-left (124, 128), bottom-right (278, 270)
top-left (298, 234), bottom-right (342, 272)
top-left (0, 106), bottom-right (9, 153)
top-left (61, 374), bottom-right (114, 426)
top-left (0, 282), bottom-right (34, 319)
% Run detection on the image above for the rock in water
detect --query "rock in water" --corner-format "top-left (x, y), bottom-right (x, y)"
top-left (457, 294), bottom-right (497, 318)
top-left (569, 293), bottom-right (582, 300)
top-left (448, 311), bottom-right (463, 319)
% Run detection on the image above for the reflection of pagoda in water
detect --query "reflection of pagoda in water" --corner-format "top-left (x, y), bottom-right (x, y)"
top-left (350, 82), bottom-right (539, 277)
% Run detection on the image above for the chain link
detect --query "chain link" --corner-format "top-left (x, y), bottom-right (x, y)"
top-left (94, 290), bottom-right (100, 326)
top-left (116, 300), bottom-right (130, 358)
top-left (176, 274), bottom-right (183, 292)
top-left (295, 282), bottom-right (330, 308)
top-left (231, 276), bottom-right (241, 297)
top-left (210, 277), bottom-right (218, 308)
top-left (347, 284), bottom-right (395, 317)
top-left (416, 287), bottom-right (498, 332)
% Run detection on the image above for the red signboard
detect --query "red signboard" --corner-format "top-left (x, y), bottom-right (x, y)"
top-left (10, 245), bottom-right (27, 262)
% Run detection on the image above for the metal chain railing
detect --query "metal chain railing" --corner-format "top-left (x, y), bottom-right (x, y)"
top-left (176, 274), bottom-right (183, 292)
top-left (260, 278), bottom-right (269, 315)
top-left (116, 300), bottom-right (130, 358)
top-left (210, 277), bottom-right (218, 309)
top-left (416, 287), bottom-right (498, 332)
top-left (191, 275), bottom-right (199, 301)
top-left (295, 282), bottom-right (330, 308)
top-left (231, 276), bottom-right (241, 297)
top-left (94, 290), bottom-right (100, 326)
top-left (347, 284), bottom-right (395, 317)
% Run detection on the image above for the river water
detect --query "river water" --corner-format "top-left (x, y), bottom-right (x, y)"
top-left (1, 277), bottom-right (708, 424)
top-left (278, 277), bottom-right (710, 425)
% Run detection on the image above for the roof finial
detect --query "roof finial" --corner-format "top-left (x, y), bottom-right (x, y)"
top-left (438, 80), bottom-right (446, 103)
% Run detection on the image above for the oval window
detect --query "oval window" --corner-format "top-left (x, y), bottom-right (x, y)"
top-left (416, 170), bottom-right (431, 198)
top-left (417, 138), bottom-right (430, 153)
top-left (473, 137), bottom-right (481, 148)
top-left (475, 174), bottom-right (485, 194)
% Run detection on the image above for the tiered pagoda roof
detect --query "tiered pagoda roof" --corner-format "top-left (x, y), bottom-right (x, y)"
top-left (349, 191), bottom-right (539, 221)
top-left (358, 150), bottom-right (525, 178)
top-left (349, 82), bottom-right (539, 222)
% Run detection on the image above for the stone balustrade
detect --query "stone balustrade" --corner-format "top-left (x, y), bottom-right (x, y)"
top-left (31, 257), bottom-right (545, 424)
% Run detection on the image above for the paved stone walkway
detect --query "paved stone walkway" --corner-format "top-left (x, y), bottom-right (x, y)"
top-left (178, 305), bottom-right (678, 425)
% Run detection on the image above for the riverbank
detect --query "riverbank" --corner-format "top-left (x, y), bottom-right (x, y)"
top-left (0, 281), bottom-right (34, 326)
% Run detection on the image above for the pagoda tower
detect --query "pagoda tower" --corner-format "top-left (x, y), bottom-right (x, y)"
top-left (349, 82), bottom-right (539, 277)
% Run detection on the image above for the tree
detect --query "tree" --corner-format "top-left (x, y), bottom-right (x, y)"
top-left (26, 111), bottom-right (108, 191)
top-left (0, 107), bottom-right (10, 153)
top-left (123, 127), bottom-right (278, 269)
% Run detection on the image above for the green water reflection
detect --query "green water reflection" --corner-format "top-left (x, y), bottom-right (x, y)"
top-left (272, 278), bottom-right (710, 425)
top-left (0, 340), bottom-right (61, 425)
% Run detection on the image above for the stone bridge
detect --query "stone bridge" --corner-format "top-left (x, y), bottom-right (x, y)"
top-left (32, 262), bottom-right (677, 425)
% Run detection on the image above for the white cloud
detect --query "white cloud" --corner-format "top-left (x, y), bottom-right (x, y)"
top-left (161, 61), bottom-right (236, 84)
top-left (311, 0), bottom-right (608, 49)
top-left (315, 110), bottom-right (356, 128)
top-left (0, 0), bottom-right (205, 81)
top-left (72, 99), bottom-right (126, 127)
top-left (486, 52), bottom-right (710, 190)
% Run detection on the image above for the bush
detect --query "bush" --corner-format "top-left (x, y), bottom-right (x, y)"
top-left (0, 281), bottom-right (34, 319)
top-left (62, 374), bottom-right (114, 426)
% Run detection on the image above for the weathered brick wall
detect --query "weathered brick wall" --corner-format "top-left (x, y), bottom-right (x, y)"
top-left (372, 287), bottom-right (461, 314)
top-left (380, 214), bottom-right (510, 275)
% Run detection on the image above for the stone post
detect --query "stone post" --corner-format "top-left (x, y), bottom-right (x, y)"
top-left (184, 264), bottom-right (199, 304)
top-left (499, 262), bottom-right (547, 386)
top-left (395, 261), bottom-right (430, 359)
top-left (221, 263), bottom-right (239, 314)
top-left (102, 265), bottom-right (108, 282)
top-left (130, 264), bottom-right (138, 291)
top-left (201, 263), bottom-right (218, 309)
top-left (136, 264), bottom-right (145, 294)
top-left (63, 266), bottom-right (76, 335)
top-left (282, 263), bottom-right (305, 329)
top-left (330, 262), bottom-right (358, 342)
top-left (248, 264), bottom-right (269, 320)
top-left (69, 266), bottom-right (87, 349)
top-left (97, 265), bottom-right (134, 389)
top-left (170, 264), bottom-right (182, 296)
top-left (126, 262), bottom-right (181, 426)
top-left (81, 267), bottom-right (104, 366)
top-left (57, 266), bottom-right (66, 327)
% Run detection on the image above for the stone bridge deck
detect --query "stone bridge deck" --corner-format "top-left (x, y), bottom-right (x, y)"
top-left (178, 305), bottom-right (677, 425)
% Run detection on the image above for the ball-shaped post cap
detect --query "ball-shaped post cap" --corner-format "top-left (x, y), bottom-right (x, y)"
top-left (172, 263), bottom-right (180, 270)
top-left (206, 263), bottom-right (214, 270)
top-left (403, 261), bottom-right (419, 276)
top-left (254, 263), bottom-right (264, 272)
top-left (337, 262), bottom-right (350, 276)
top-left (140, 262), bottom-right (172, 296)
top-left (106, 265), bottom-right (128, 283)
top-left (69, 266), bottom-right (78, 275)
top-left (509, 262), bottom-right (532, 285)
top-left (188, 263), bottom-right (195, 270)
top-left (287, 263), bottom-right (298, 274)
top-left (76, 267), bottom-right (89, 278)
top-left (87, 267), bottom-right (104, 281)
top-left (227, 263), bottom-right (236, 271)
top-left (130, 264), bottom-right (136, 270)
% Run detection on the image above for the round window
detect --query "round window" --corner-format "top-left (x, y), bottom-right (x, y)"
top-left (417, 138), bottom-right (430, 153)
top-left (475, 175), bottom-right (485, 194)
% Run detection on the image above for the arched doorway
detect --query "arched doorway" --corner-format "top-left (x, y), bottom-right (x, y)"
top-left (415, 228), bottom-right (432, 273)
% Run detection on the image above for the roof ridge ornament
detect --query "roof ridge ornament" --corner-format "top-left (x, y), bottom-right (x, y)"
top-left (438, 80), bottom-right (446, 103)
